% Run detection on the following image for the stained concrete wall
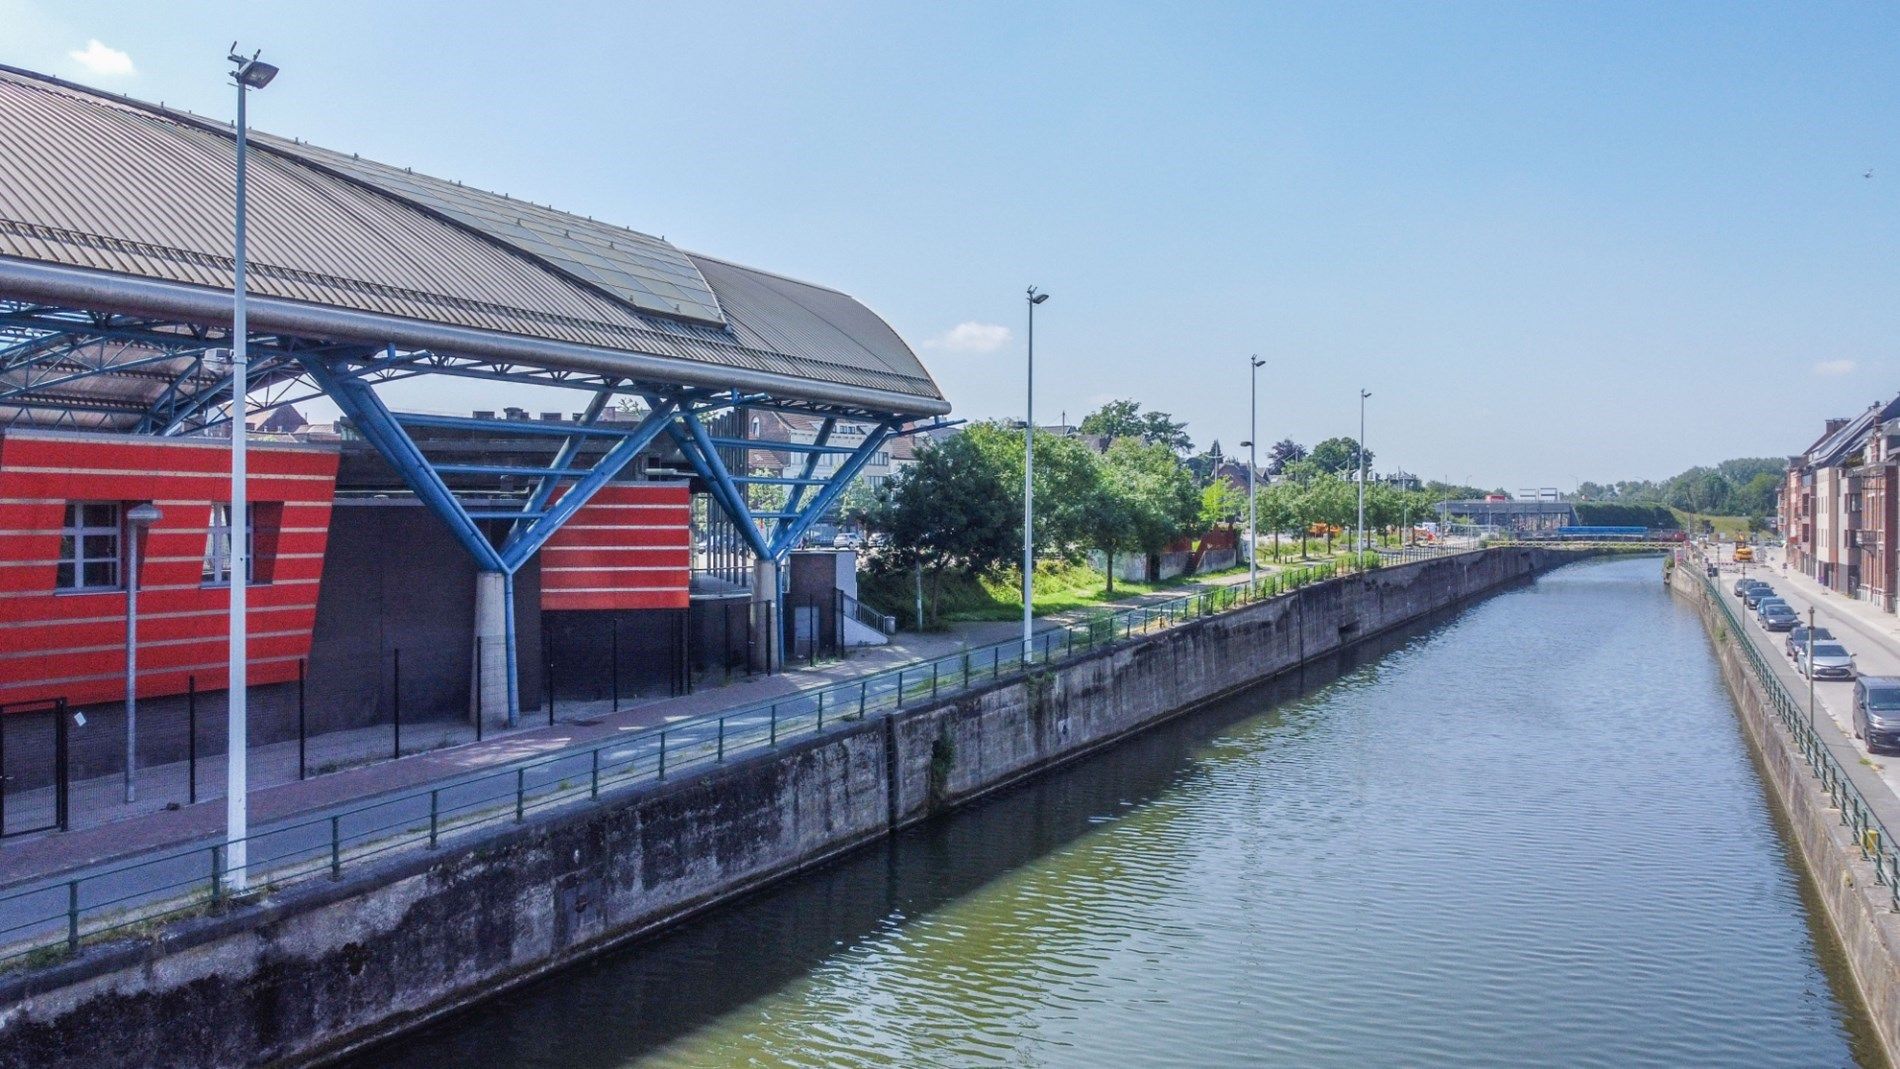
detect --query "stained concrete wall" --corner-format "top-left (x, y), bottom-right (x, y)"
top-left (0, 547), bottom-right (1559, 1069)
top-left (1669, 562), bottom-right (1900, 1065)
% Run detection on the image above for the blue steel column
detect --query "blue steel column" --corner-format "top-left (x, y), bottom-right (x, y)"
top-left (671, 414), bottom-right (770, 559)
top-left (299, 356), bottom-right (504, 570)
top-left (770, 422), bottom-right (896, 557)
top-left (499, 400), bottom-right (679, 568)
top-left (772, 416), bottom-right (834, 544)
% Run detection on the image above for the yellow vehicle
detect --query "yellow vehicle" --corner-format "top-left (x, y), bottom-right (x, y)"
top-left (1734, 545), bottom-right (1755, 563)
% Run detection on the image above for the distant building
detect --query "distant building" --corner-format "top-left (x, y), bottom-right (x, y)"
top-left (747, 410), bottom-right (902, 488)
top-left (1433, 498), bottom-right (1575, 532)
top-left (1782, 396), bottom-right (1900, 611)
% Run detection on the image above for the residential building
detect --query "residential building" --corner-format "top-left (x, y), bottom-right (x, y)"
top-left (1782, 398), bottom-right (1900, 611)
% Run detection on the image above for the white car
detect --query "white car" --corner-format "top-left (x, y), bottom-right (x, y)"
top-left (1796, 642), bottom-right (1857, 682)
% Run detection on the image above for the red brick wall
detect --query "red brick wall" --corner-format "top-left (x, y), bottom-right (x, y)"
top-left (0, 431), bottom-right (338, 707)
top-left (538, 482), bottom-right (690, 611)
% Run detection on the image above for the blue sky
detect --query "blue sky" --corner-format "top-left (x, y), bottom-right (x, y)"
top-left (6, 1), bottom-right (1898, 488)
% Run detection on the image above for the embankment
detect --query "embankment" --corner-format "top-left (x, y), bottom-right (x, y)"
top-left (0, 547), bottom-right (1562, 1069)
top-left (1669, 562), bottom-right (1900, 1065)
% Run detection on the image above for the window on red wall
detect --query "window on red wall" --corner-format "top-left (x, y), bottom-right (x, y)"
top-left (201, 502), bottom-right (283, 585)
top-left (58, 501), bottom-right (122, 591)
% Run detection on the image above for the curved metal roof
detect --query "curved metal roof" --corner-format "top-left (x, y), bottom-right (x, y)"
top-left (0, 65), bottom-right (946, 415)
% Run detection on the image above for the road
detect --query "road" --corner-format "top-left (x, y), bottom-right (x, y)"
top-left (1713, 545), bottom-right (1900, 802)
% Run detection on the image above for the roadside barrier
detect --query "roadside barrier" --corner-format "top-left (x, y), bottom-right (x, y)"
top-left (0, 545), bottom-right (1473, 971)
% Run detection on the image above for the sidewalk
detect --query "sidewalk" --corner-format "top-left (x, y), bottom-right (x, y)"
top-left (0, 566), bottom-right (1268, 889)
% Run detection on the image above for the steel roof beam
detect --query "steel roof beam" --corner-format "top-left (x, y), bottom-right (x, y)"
top-left (0, 259), bottom-right (951, 417)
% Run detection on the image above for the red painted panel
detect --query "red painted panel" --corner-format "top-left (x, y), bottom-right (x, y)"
top-left (540, 483), bottom-right (691, 611)
top-left (0, 430), bottom-right (338, 708)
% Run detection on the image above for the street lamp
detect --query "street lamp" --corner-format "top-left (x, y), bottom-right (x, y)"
top-left (1807, 606), bottom-right (1817, 732)
top-left (122, 502), bottom-right (161, 803)
top-left (1356, 388), bottom-right (1371, 557)
top-left (1023, 286), bottom-right (1049, 663)
top-left (1247, 355), bottom-right (1265, 588)
top-left (224, 44), bottom-right (275, 892)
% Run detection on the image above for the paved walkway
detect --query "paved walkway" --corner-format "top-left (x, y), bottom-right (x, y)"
top-left (0, 566), bottom-right (1281, 889)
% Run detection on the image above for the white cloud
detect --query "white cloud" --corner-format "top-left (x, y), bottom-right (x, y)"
top-left (69, 39), bottom-right (134, 78)
top-left (1812, 359), bottom-right (1857, 377)
top-left (923, 321), bottom-right (1012, 354)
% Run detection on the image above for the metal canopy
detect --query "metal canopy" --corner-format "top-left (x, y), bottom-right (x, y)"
top-left (0, 61), bottom-right (939, 718)
top-left (0, 64), bottom-right (948, 416)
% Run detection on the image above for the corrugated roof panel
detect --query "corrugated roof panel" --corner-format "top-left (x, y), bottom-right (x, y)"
top-left (260, 135), bottom-right (727, 325)
top-left (688, 254), bottom-right (941, 399)
top-left (0, 64), bottom-right (944, 411)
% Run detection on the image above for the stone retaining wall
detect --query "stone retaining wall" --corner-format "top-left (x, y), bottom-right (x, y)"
top-left (1669, 563), bottom-right (1900, 1064)
top-left (0, 548), bottom-right (1559, 1069)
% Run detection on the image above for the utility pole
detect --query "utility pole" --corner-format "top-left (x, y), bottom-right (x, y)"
top-left (224, 45), bottom-right (279, 892)
top-left (1356, 388), bottom-right (1371, 557)
top-left (1247, 355), bottom-right (1264, 588)
top-left (1023, 287), bottom-right (1049, 662)
top-left (1807, 605), bottom-right (1817, 732)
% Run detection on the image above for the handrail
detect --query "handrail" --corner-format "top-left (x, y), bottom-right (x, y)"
top-left (840, 592), bottom-right (896, 635)
top-left (1689, 556), bottom-right (1900, 910)
top-left (0, 543), bottom-right (1477, 971)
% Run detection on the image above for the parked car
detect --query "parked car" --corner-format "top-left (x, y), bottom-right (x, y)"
top-left (1743, 585), bottom-right (1778, 609)
top-left (1758, 604), bottom-right (1799, 632)
top-left (1785, 626), bottom-right (1835, 660)
top-left (1854, 677), bottom-right (1900, 753)
top-left (1796, 642), bottom-right (1856, 681)
top-left (1734, 578), bottom-right (1766, 597)
top-left (832, 531), bottom-right (864, 549)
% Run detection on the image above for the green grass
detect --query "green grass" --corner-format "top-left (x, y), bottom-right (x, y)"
top-left (1669, 510), bottom-right (1757, 540)
top-left (863, 560), bottom-right (1259, 627)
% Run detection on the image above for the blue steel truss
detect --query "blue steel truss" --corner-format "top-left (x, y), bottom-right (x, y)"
top-left (1, 299), bottom-right (924, 712)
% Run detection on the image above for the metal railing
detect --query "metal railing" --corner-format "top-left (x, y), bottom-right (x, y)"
top-left (1692, 560), bottom-right (1900, 909)
top-left (0, 549), bottom-right (1470, 972)
top-left (841, 592), bottom-right (897, 636)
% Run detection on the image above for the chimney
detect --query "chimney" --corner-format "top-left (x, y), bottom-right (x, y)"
top-left (1825, 418), bottom-right (1849, 436)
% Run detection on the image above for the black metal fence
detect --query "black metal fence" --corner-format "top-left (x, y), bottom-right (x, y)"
top-left (0, 698), bottom-right (68, 837)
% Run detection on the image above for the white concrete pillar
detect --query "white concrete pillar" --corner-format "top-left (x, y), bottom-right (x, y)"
top-left (752, 557), bottom-right (782, 673)
top-left (472, 570), bottom-right (512, 730)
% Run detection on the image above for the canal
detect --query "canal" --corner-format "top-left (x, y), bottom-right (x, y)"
top-left (347, 556), bottom-right (1882, 1067)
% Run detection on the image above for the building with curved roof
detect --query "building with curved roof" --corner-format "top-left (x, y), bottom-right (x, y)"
top-left (0, 63), bottom-right (946, 424)
top-left (0, 61), bottom-right (946, 733)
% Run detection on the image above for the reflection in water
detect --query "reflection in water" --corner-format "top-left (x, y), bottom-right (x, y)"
top-left (349, 557), bottom-right (1878, 1068)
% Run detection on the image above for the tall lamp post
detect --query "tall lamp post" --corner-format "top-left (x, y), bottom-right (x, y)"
top-left (122, 502), bottom-right (161, 803)
top-left (225, 45), bottom-right (277, 892)
top-left (1356, 388), bottom-right (1371, 556)
top-left (1807, 606), bottom-right (1817, 731)
top-left (1247, 355), bottom-right (1265, 588)
top-left (1023, 287), bottom-right (1049, 662)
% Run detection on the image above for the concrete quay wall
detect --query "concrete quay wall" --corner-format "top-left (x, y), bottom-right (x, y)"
top-left (1670, 562), bottom-right (1900, 1065)
top-left (0, 547), bottom-right (1559, 1069)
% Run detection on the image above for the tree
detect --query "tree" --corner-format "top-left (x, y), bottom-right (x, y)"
top-left (860, 433), bottom-right (1018, 623)
top-left (1079, 399), bottom-right (1193, 454)
top-left (1199, 479), bottom-right (1244, 534)
top-left (1280, 456), bottom-right (1326, 485)
top-left (1085, 438), bottom-right (1199, 593)
top-left (1186, 440), bottom-right (1226, 485)
top-left (1309, 436), bottom-right (1372, 477)
top-left (965, 421), bottom-right (1100, 564)
top-left (1266, 438), bottom-right (1307, 476)
top-left (1258, 481), bottom-right (1295, 560)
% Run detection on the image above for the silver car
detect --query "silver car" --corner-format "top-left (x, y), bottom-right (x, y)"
top-left (1796, 642), bottom-right (1856, 681)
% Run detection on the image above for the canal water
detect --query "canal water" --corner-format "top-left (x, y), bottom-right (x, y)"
top-left (350, 556), bottom-right (1881, 1067)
